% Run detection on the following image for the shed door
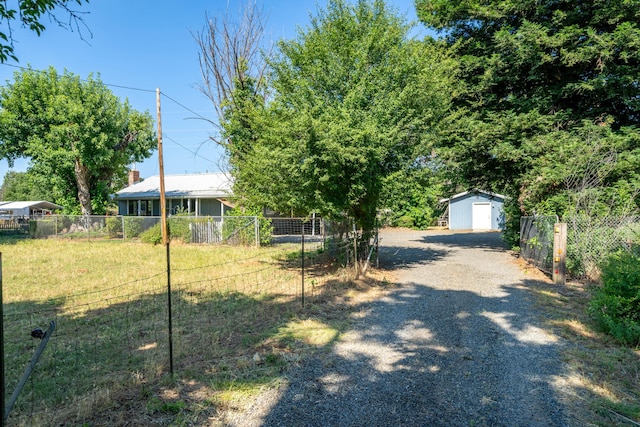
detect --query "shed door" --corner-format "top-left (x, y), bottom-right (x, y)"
top-left (472, 203), bottom-right (492, 230)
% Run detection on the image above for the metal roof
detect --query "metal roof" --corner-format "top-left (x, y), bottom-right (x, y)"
top-left (0, 201), bottom-right (63, 210)
top-left (115, 173), bottom-right (233, 200)
top-left (439, 189), bottom-right (507, 204)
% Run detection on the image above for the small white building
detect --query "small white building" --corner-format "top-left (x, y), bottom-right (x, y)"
top-left (0, 201), bottom-right (63, 220)
top-left (439, 190), bottom-right (507, 231)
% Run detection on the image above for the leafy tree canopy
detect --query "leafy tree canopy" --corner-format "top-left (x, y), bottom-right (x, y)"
top-left (227, 0), bottom-right (457, 231)
top-left (0, 170), bottom-right (50, 201)
top-left (0, 67), bottom-right (156, 214)
top-left (416, 0), bottom-right (640, 126)
top-left (379, 164), bottom-right (444, 229)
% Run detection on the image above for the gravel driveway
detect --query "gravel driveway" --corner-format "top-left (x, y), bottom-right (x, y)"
top-left (233, 229), bottom-right (569, 426)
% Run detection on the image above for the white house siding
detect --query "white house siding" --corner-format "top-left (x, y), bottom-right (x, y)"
top-left (446, 191), bottom-right (506, 231)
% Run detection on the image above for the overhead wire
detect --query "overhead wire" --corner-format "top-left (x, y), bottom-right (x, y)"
top-left (0, 63), bottom-right (221, 164)
top-left (162, 134), bottom-right (217, 164)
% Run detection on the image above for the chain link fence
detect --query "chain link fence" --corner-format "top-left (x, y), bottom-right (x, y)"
top-left (565, 215), bottom-right (640, 279)
top-left (520, 215), bottom-right (640, 280)
top-left (26, 215), bottom-right (266, 245)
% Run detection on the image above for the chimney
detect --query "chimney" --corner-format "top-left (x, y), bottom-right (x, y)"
top-left (128, 170), bottom-right (140, 186)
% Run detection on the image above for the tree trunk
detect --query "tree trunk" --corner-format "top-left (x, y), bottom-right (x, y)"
top-left (74, 158), bottom-right (92, 216)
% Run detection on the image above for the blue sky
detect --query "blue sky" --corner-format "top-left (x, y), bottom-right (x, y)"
top-left (0, 0), bottom-right (426, 183)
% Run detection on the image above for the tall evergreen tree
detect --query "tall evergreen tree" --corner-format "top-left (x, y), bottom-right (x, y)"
top-left (416, 0), bottom-right (640, 222)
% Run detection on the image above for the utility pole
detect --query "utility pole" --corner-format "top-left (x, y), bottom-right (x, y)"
top-left (156, 88), bottom-right (173, 375)
top-left (156, 88), bottom-right (168, 245)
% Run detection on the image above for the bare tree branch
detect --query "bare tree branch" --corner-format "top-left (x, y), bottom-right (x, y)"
top-left (193, 0), bottom-right (271, 146)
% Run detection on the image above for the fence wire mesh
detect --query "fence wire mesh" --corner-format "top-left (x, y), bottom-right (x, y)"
top-left (565, 215), bottom-right (640, 280)
top-left (0, 216), bottom-right (374, 425)
top-left (520, 215), bottom-right (640, 280)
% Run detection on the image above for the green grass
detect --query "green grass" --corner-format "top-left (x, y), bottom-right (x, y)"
top-left (0, 236), bottom-right (380, 426)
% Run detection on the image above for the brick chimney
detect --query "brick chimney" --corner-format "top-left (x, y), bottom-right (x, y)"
top-left (128, 170), bottom-right (140, 186)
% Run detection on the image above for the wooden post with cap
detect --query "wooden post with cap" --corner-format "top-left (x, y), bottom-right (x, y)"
top-left (552, 222), bottom-right (567, 285)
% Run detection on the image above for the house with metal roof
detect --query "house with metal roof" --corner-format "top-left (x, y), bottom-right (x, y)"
top-left (439, 190), bottom-right (507, 231)
top-left (114, 172), bottom-right (234, 216)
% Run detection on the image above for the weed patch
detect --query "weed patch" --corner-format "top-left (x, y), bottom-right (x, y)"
top-left (516, 256), bottom-right (640, 426)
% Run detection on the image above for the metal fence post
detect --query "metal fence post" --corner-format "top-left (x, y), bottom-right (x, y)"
top-left (353, 222), bottom-right (359, 279)
top-left (254, 216), bottom-right (260, 247)
top-left (301, 223), bottom-right (305, 308)
top-left (553, 222), bottom-right (567, 285)
top-left (4, 321), bottom-right (56, 422)
top-left (1, 253), bottom-right (4, 426)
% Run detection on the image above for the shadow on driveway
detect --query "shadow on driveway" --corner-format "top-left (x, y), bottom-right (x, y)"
top-left (256, 280), bottom-right (566, 427)
top-left (419, 231), bottom-right (509, 251)
top-left (250, 229), bottom-right (568, 427)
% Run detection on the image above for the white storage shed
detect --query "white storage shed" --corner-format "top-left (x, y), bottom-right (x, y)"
top-left (439, 190), bottom-right (507, 231)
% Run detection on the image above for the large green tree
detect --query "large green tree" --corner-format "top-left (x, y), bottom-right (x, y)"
top-left (226, 0), bottom-right (457, 231)
top-left (416, 0), bottom-right (640, 222)
top-left (0, 67), bottom-right (156, 214)
top-left (0, 0), bottom-right (91, 62)
top-left (0, 170), bottom-right (50, 200)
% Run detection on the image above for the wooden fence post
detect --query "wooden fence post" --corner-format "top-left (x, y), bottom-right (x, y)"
top-left (553, 222), bottom-right (567, 285)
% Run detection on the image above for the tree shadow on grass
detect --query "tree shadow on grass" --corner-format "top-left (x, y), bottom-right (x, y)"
top-left (2, 263), bottom-right (377, 426)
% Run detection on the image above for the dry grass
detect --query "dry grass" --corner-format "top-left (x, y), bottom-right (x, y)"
top-left (7, 235), bottom-right (635, 426)
top-left (0, 235), bottom-right (394, 426)
top-left (515, 257), bottom-right (640, 426)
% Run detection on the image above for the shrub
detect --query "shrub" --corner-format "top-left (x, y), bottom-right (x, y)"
top-left (123, 217), bottom-right (144, 238)
top-left (29, 220), bottom-right (56, 238)
top-left (139, 217), bottom-right (212, 244)
top-left (105, 217), bottom-right (122, 238)
top-left (168, 217), bottom-right (193, 243)
top-left (589, 250), bottom-right (640, 347)
top-left (395, 215), bottom-right (414, 228)
top-left (223, 209), bottom-right (273, 246)
top-left (140, 223), bottom-right (163, 245)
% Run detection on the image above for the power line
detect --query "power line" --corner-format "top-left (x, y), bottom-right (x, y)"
top-left (160, 91), bottom-right (212, 122)
top-left (162, 134), bottom-right (217, 164)
top-left (0, 63), bottom-right (155, 93)
top-left (0, 63), bottom-right (223, 162)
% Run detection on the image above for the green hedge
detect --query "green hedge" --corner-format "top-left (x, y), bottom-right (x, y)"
top-left (105, 217), bottom-right (122, 238)
top-left (139, 217), bottom-right (206, 244)
top-left (589, 250), bottom-right (640, 347)
top-left (29, 220), bottom-right (56, 238)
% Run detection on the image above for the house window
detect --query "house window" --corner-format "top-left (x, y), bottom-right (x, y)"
top-left (127, 200), bottom-right (137, 215)
top-left (140, 200), bottom-right (153, 216)
top-left (169, 199), bottom-right (189, 214)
